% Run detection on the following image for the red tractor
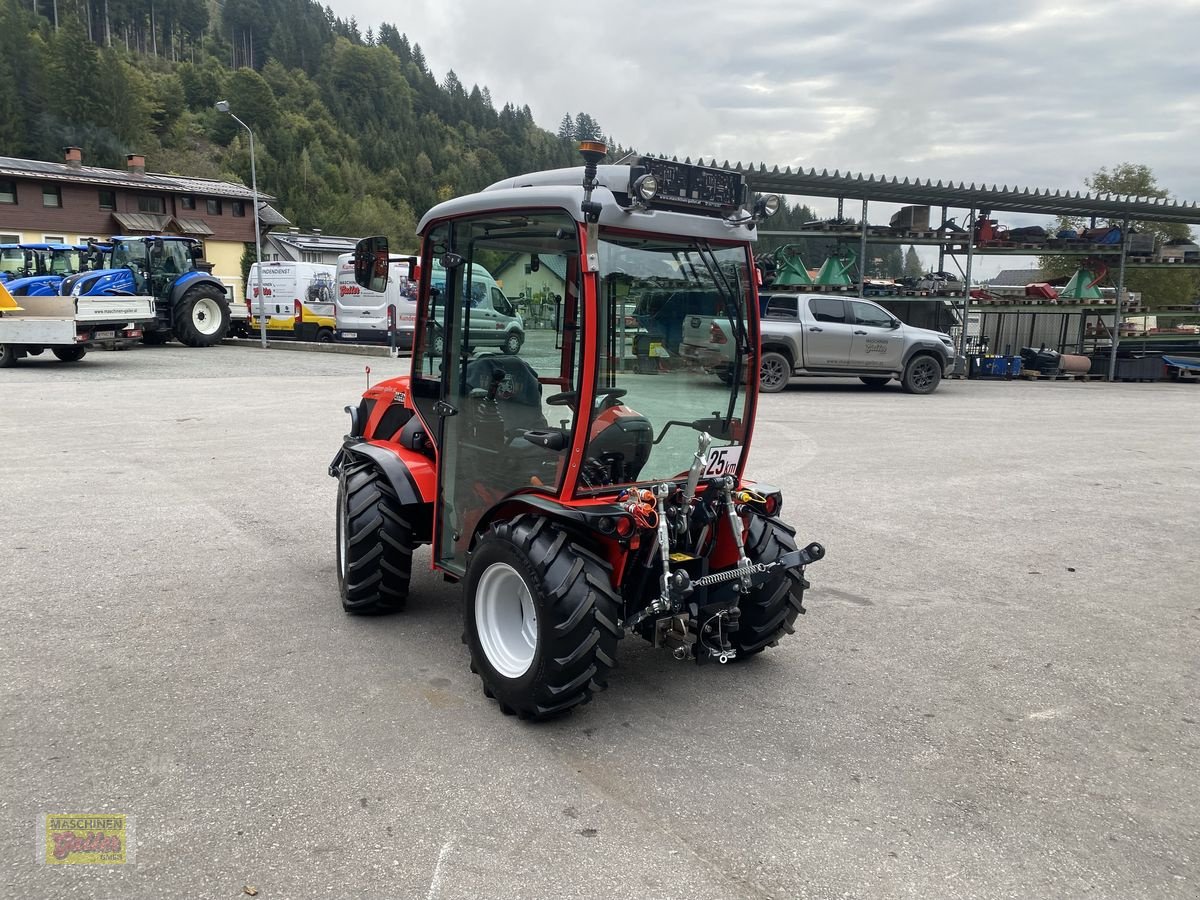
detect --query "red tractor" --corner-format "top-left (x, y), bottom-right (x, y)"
top-left (330, 144), bottom-right (824, 719)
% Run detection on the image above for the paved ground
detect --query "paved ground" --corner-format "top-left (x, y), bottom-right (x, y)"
top-left (1, 345), bottom-right (1197, 899)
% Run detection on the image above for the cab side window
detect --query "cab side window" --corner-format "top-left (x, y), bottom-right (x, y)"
top-left (850, 300), bottom-right (895, 328)
top-left (809, 297), bottom-right (845, 323)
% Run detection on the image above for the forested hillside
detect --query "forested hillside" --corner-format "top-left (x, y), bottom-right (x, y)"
top-left (0, 0), bottom-right (627, 247)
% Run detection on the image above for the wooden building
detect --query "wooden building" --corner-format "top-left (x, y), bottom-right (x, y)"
top-left (0, 147), bottom-right (288, 301)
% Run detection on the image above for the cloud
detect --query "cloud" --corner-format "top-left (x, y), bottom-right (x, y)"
top-left (334, 0), bottom-right (1200, 216)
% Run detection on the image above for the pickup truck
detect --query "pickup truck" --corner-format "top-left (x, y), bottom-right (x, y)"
top-left (679, 292), bottom-right (956, 394)
top-left (0, 286), bottom-right (156, 367)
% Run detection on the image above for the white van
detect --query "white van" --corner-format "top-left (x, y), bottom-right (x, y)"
top-left (246, 261), bottom-right (337, 341)
top-left (334, 253), bottom-right (417, 346)
top-left (430, 259), bottom-right (525, 354)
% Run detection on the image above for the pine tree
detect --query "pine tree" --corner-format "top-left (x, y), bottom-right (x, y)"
top-left (903, 245), bottom-right (924, 279)
top-left (556, 113), bottom-right (573, 141)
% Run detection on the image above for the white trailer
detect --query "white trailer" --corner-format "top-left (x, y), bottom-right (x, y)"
top-left (0, 287), bottom-right (157, 367)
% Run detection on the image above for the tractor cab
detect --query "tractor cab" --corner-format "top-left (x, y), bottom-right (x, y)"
top-left (334, 145), bottom-right (823, 719)
top-left (3, 243), bottom-right (79, 296)
top-left (110, 236), bottom-right (197, 294)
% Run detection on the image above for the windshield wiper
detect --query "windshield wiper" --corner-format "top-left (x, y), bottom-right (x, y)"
top-left (694, 243), bottom-right (748, 425)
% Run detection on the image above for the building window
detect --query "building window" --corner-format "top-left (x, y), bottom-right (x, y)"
top-left (302, 251), bottom-right (321, 263)
top-left (0, 232), bottom-right (19, 243)
top-left (0, 180), bottom-right (15, 204)
top-left (43, 235), bottom-right (66, 244)
top-left (180, 195), bottom-right (196, 210)
top-left (42, 185), bottom-right (62, 208)
top-left (206, 198), bottom-right (222, 215)
top-left (138, 194), bottom-right (165, 214)
top-left (232, 200), bottom-right (246, 217)
top-left (99, 190), bottom-right (116, 210)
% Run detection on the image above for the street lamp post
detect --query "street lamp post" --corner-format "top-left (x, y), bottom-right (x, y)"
top-left (216, 100), bottom-right (268, 349)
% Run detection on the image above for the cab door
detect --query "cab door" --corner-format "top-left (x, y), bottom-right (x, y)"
top-left (802, 296), bottom-right (854, 367)
top-left (424, 212), bottom-right (581, 577)
top-left (848, 299), bottom-right (905, 369)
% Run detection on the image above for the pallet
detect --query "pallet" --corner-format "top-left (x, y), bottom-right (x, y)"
top-left (1019, 371), bottom-right (1100, 382)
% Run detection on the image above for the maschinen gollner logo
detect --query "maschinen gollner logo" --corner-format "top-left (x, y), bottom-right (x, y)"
top-left (41, 814), bottom-right (132, 865)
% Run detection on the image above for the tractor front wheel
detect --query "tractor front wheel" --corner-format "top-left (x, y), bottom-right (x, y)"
top-left (730, 514), bottom-right (809, 657)
top-left (336, 458), bottom-right (414, 614)
top-left (173, 284), bottom-right (231, 347)
top-left (465, 516), bottom-right (622, 719)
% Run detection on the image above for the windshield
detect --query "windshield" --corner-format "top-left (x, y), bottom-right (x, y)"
top-left (581, 232), bottom-right (753, 492)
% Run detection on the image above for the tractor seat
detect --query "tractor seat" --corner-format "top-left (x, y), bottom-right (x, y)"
top-left (464, 354), bottom-right (548, 434)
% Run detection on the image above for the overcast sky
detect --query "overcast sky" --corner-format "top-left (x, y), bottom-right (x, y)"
top-left (336, 0), bottom-right (1200, 276)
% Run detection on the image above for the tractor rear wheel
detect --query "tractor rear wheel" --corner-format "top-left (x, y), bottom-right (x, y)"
top-left (52, 347), bottom-right (86, 362)
top-left (464, 516), bottom-right (622, 719)
top-left (336, 458), bottom-right (414, 614)
top-left (173, 284), bottom-right (231, 347)
top-left (730, 514), bottom-right (808, 657)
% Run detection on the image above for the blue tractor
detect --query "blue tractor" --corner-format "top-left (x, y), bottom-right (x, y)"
top-left (62, 236), bottom-right (231, 347)
top-left (1, 243), bottom-right (79, 295)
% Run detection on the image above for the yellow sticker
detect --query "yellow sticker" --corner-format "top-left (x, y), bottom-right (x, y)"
top-left (669, 552), bottom-right (695, 562)
top-left (43, 814), bottom-right (129, 865)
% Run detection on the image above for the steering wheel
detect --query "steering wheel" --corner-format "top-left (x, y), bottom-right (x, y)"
top-left (546, 388), bottom-right (627, 410)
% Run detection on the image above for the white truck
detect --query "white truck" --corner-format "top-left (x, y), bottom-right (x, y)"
top-left (0, 284), bottom-right (156, 367)
top-left (680, 292), bottom-right (956, 394)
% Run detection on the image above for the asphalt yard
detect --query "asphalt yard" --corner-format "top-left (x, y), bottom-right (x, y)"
top-left (2, 343), bottom-right (1197, 899)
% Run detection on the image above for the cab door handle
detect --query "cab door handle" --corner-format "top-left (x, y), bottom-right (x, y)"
top-left (854, 330), bottom-right (868, 335)
top-left (808, 326), bottom-right (823, 332)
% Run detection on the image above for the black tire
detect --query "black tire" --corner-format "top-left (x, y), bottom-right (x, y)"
top-left (53, 347), bottom-right (87, 362)
top-left (141, 330), bottom-right (171, 346)
top-left (431, 331), bottom-right (445, 355)
top-left (464, 515), bottom-right (622, 720)
top-left (0, 344), bottom-right (17, 368)
top-left (731, 514), bottom-right (808, 657)
top-left (860, 376), bottom-right (890, 388)
top-left (502, 332), bottom-right (523, 355)
top-left (173, 283), bottom-right (231, 347)
top-left (759, 350), bottom-right (792, 393)
top-left (316, 328), bottom-right (335, 343)
top-left (716, 368), bottom-right (733, 385)
top-left (901, 353), bottom-right (943, 394)
top-left (336, 458), bottom-right (414, 614)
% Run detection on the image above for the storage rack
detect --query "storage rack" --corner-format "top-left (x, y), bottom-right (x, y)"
top-left (713, 162), bottom-right (1200, 379)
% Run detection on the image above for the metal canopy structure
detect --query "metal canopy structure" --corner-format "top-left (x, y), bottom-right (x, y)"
top-left (696, 160), bottom-right (1200, 226)
top-left (665, 158), bottom-right (1200, 382)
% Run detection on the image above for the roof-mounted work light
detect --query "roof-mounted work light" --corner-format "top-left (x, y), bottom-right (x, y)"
top-left (632, 173), bottom-right (659, 202)
top-left (754, 194), bottom-right (781, 220)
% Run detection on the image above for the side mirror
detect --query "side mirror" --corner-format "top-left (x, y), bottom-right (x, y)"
top-left (890, 319), bottom-right (901, 329)
top-left (190, 245), bottom-right (203, 260)
top-left (354, 236), bottom-right (389, 293)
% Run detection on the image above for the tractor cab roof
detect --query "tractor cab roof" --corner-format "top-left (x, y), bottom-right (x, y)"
top-left (417, 162), bottom-right (760, 245)
top-left (110, 235), bottom-right (198, 243)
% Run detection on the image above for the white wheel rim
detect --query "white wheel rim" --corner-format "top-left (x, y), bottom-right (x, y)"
top-left (192, 297), bottom-right (222, 335)
top-left (336, 485), bottom-right (348, 581)
top-left (475, 562), bottom-right (538, 679)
